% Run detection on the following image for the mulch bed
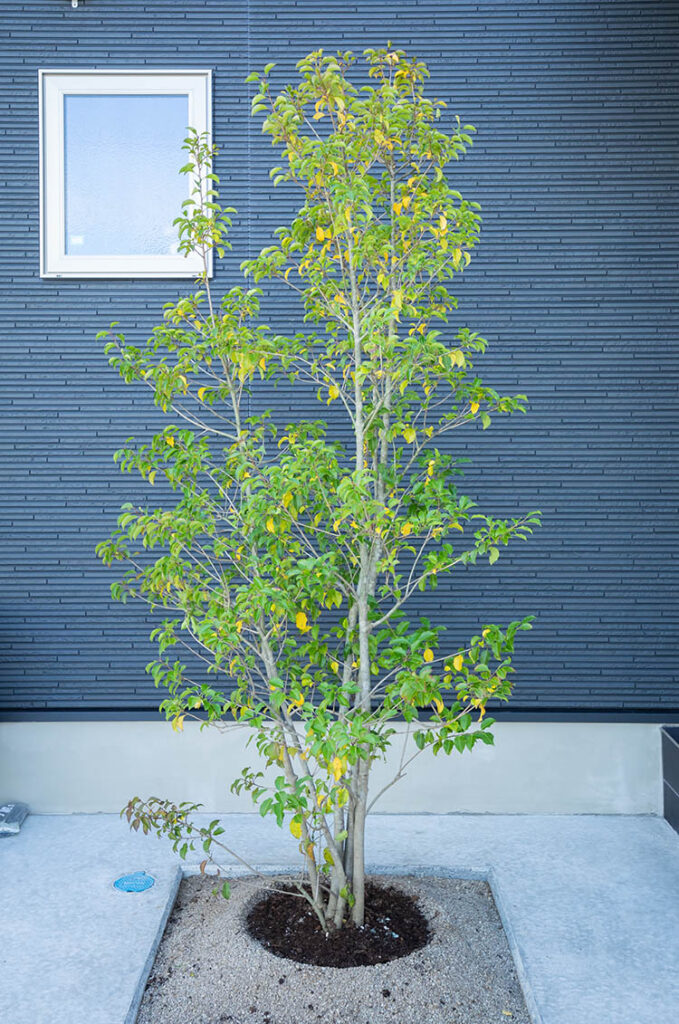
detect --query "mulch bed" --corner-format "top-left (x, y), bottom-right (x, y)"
top-left (246, 880), bottom-right (430, 967)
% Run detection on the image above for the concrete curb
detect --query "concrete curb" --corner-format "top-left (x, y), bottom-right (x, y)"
top-left (124, 864), bottom-right (183, 1024)
top-left (487, 867), bottom-right (545, 1024)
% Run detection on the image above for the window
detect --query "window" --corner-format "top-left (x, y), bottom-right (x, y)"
top-left (39, 69), bottom-right (212, 278)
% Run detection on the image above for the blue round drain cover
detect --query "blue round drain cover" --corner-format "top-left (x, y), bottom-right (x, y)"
top-left (114, 871), bottom-right (155, 892)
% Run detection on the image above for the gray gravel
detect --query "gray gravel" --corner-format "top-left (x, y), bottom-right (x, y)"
top-left (137, 874), bottom-right (530, 1024)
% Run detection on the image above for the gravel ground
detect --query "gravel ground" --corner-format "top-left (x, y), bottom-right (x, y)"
top-left (137, 874), bottom-right (530, 1024)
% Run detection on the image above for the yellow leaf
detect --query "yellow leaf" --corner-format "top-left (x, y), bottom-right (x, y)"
top-left (284, 266), bottom-right (292, 282)
top-left (433, 698), bottom-right (444, 715)
top-left (482, 628), bottom-right (490, 638)
top-left (148, 471), bottom-right (156, 486)
top-left (236, 620), bottom-right (243, 634)
top-left (450, 522), bottom-right (464, 532)
top-left (315, 225), bottom-right (325, 242)
top-left (171, 715), bottom-right (185, 733)
top-left (296, 611), bottom-right (309, 632)
top-left (392, 288), bottom-right (403, 313)
top-left (423, 648), bottom-right (434, 663)
top-left (166, 436), bottom-right (175, 447)
top-left (392, 201), bottom-right (403, 215)
top-left (330, 756), bottom-right (344, 781)
top-left (470, 401), bottom-right (480, 414)
top-left (402, 427), bottom-right (416, 444)
top-left (289, 818), bottom-right (302, 839)
top-left (266, 517), bottom-right (276, 534)
top-left (258, 356), bottom-right (266, 372)
top-left (282, 491), bottom-right (293, 509)
top-left (328, 384), bottom-right (340, 401)
top-left (197, 386), bottom-right (207, 401)
top-left (331, 660), bottom-right (339, 673)
top-left (453, 654), bottom-right (464, 672)
top-left (401, 522), bottom-right (413, 537)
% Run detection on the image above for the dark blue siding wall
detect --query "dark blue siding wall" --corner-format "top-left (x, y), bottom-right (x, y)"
top-left (1, 0), bottom-right (678, 716)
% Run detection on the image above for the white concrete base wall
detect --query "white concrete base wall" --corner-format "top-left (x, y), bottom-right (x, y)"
top-left (0, 720), bottom-right (662, 815)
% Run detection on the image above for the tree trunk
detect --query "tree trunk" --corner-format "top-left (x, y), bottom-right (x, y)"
top-left (351, 758), bottom-right (370, 925)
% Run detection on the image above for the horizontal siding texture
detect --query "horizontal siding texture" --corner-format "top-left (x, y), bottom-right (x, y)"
top-left (1, 0), bottom-right (678, 714)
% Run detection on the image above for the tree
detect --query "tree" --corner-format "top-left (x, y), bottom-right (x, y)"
top-left (97, 46), bottom-right (539, 932)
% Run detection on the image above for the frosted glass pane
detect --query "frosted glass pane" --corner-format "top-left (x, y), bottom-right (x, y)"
top-left (64, 94), bottom-right (189, 256)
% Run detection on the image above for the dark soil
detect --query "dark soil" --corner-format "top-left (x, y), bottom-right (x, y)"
top-left (245, 880), bottom-right (430, 968)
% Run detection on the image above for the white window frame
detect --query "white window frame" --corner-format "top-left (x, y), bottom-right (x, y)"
top-left (39, 69), bottom-right (212, 279)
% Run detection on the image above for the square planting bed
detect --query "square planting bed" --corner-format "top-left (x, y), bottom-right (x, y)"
top-left (136, 872), bottom-right (532, 1024)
